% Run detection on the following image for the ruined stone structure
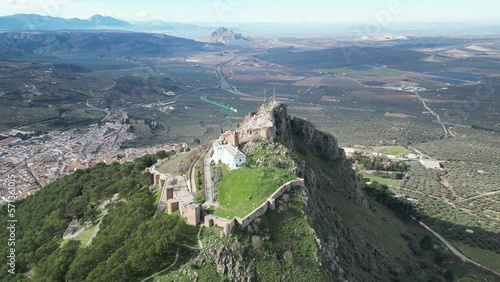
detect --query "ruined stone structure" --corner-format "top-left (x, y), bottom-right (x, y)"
top-left (167, 199), bottom-right (179, 214)
top-left (238, 105), bottom-right (276, 143)
top-left (227, 130), bottom-right (240, 147)
top-left (166, 187), bottom-right (174, 200)
top-left (186, 203), bottom-right (202, 226)
top-left (153, 173), bottom-right (160, 186)
top-left (148, 103), bottom-right (299, 232)
top-left (150, 169), bottom-right (203, 226)
top-left (153, 160), bottom-right (302, 233)
top-left (259, 126), bottom-right (276, 140)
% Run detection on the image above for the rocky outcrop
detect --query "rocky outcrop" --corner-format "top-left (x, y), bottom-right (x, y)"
top-left (269, 102), bottom-right (368, 210)
top-left (195, 237), bottom-right (254, 282)
top-left (208, 27), bottom-right (249, 44)
top-left (267, 102), bottom-right (409, 281)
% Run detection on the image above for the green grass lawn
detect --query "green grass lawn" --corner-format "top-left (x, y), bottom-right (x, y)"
top-left (363, 174), bottom-right (398, 187)
top-left (76, 211), bottom-right (106, 247)
top-left (214, 165), bottom-right (296, 219)
top-left (378, 146), bottom-right (410, 156)
top-left (451, 241), bottom-right (500, 274)
top-left (77, 225), bottom-right (98, 247)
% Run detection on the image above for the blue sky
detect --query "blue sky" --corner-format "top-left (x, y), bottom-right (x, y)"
top-left (1, 0), bottom-right (499, 24)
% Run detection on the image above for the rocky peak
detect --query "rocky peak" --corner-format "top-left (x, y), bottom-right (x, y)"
top-left (209, 26), bottom-right (248, 44)
top-left (256, 102), bottom-right (369, 210)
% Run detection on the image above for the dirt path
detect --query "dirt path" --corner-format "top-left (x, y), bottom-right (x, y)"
top-left (197, 225), bottom-right (204, 249)
top-left (457, 190), bottom-right (500, 203)
top-left (416, 219), bottom-right (500, 277)
top-left (414, 92), bottom-right (451, 136)
top-left (408, 147), bottom-right (438, 161)
top-left (439, 176), bottom-right (459, 200)
top-left (85, 210), bottom-right (107, 247)
top-left (139, 248), bottom-right (180, 282)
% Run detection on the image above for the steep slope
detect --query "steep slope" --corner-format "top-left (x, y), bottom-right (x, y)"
top-left (271, 103), bottom-right (424, 280)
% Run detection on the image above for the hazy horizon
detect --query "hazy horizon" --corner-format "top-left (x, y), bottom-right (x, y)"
top-left (1, 0), bottom-right (499, 25)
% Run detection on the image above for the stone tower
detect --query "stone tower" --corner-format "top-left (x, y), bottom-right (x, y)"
top-left (186, 203), bottom-right (202, 225)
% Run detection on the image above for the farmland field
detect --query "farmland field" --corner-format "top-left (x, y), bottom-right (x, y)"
top-left (378, 146), bottom-right (410, 155)
top-left (363, 175), bottom-right (398, 187)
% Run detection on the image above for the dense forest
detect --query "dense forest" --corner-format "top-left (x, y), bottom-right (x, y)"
top-left (0, 152), bottom-right (197, 281)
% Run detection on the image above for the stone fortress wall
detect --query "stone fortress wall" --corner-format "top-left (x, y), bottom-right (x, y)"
top-left (148, 103), bottom-right (302, 236)
top-left (205, 178), bottom-right (304, 236)
top-left (149, 166), bottom-right (201, 226)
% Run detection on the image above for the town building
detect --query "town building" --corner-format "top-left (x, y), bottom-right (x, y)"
top-left (211, 131), bottom-right (246, 170)
top-left (419, 159), bottom-right (442, 170)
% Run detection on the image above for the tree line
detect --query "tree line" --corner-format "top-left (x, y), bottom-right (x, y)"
top-left (360, 176), bottom-right (416, 221)
top-left (351, 152), bottom-right (408, 172)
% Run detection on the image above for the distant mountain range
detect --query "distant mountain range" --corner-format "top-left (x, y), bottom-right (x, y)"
top-left (1, 14), bottom-right (499, 39)
top-left (0, 14), bottom-right (131, 30)
top-left (0, 14), bottom-right (215, 38)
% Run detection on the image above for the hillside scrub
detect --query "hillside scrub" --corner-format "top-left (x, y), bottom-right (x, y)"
top-left (0, 152), bottom-right (197, 282)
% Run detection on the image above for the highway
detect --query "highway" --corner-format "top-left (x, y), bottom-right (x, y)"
top-left (85, 97), bottom-right (111, 122)
top-left (214, 57), bottom-right (259, 98)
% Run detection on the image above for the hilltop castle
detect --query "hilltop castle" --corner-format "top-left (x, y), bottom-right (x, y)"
top-left (210, 103), bottom-right (277, 170)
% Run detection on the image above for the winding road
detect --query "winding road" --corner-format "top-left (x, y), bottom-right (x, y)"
top-left (415, 218), bottom-right (500, 277)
